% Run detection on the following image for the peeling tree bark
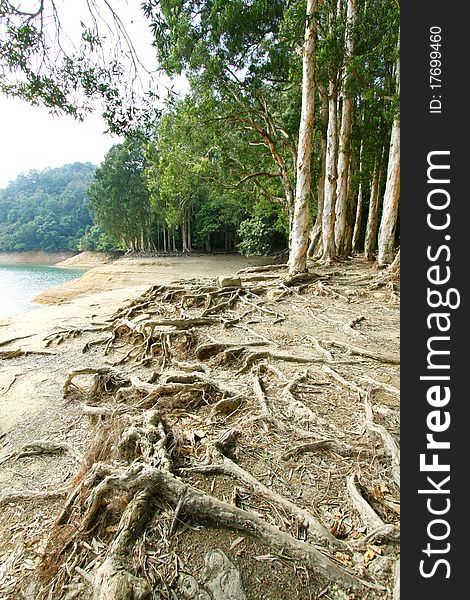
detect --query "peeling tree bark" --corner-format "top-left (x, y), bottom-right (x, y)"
top-left (307, 84), bottom-right (328, 258)
top-left (377, 51), bottom-right (400, 266)
top-left (334, 0), bottom-right (357, 256)
top-left (289, 0), bottom-right (317, 275)
top-left (321, 80), bottom-right (338, 261)
top-left (364, 147), bottom-right (385, 261)
top-left (352, 143), bottom-right (364, 253)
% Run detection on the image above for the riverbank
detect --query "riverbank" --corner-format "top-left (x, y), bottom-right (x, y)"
top-left (33, 253), bottom-right (275, 304)
top-left (1, 253), bottom-right (274, 431)
top-left (0, 251), bottom-right (76, 265)
top-left (0, 256), bottom-right (400, 598)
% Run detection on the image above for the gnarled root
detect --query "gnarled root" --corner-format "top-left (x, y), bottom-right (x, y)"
top-left (93, 489), bottom-right (153, 600)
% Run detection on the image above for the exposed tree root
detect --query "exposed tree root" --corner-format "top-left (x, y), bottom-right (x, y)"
top-left (6, 264), bottom-right (399, 598)
top-left (316, 281), bottom-right (349, 302)
top-left (346, 473), bottom-right (385, 532)
top-left (183, 444), bottom-right (346, 552)
top-left (363, 392), bottom-right (400, 488)
top-left (0, 440), bottom-right (82, 466)
top-left (0, 487), bottom-right (68, 508)
top-left (324, 340), bottom-right (399, 365)
top-left (92, 489), bottom-right (154, 600)
top-left (69, 464), bottom-right (376, 592)
top-left (195, 340), bottom-right (267, 361)
top-left (352, 524), bottom-right (400, 549)
top-left (0, 348), bottom-right (55, 359)
top-left (393, 556), bottom-right (400, 600)
top-left (237, 351), bottom-right (352, 375)
top-left (0, 334), bottom-right (33, 348)
top-left (0, 373), bottom-right (19, 395)
top-left (44, 327), bottom-right (107, 347)
top-left (283, 272), bottom-right (318, 287)
top-left (359, 374), bottom-right (400, 398)
top-left (237, 264), bottom-right (288, 274)
top-left (282, 439), bottom-right (376, 461)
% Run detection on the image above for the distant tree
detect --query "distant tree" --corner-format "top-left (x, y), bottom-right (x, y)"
top-left (0, 163), bottom-right (95, 251)
top-left (87, 140), bottom-right (153, 251)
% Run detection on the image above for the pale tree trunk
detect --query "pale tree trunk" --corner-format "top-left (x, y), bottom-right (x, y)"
top-left (186, 211), bottom-right (193, 252)
top-left (377, 52), bottom-right (400, 267)
top-left (181, 205), bottom-right (189, 253)
top-left (364, 147), bottom-right (385, 260)
top-left (352, 180), bottom-right (364, 253)
top-left (321, 79), bottom-right (338, 261)
top-left (288, 0), bottom-right (317, 275)
top-left (307, 84), bottom-right (328, 258)
top-left (181, 221), bottom-right (188, 252)
top-left (389, 247), bottom-right (400, 276)
top-left (343, 156), bottom-right (356, 253)
top-left (352, 142), bottom-right (364, 253)
top-left (334, 0), bottom-right (357, 256)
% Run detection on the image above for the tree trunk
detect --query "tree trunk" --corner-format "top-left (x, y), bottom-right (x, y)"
top-left (377, 52), bottom-right (400, 267)
top-left (352, 181), bottom-right (364, 254)
top-left (364, 149), bottom-right (384, 261)
top-left (288, 0), bottom-right (317, 275)
top-left (187, 213), bottom-right (192, 252)
top-left (352, 142), bottom-right (364, 253)
top-left (321, 79), bottom-right (338, 261)
top-left (181, 210), bottom-right (189, 253)
top-left (334, 0), bottom-right (356, 256)
top-left (343, 155), bottom-right (356, 254)
top-left (307, 84), bottom-right (328, 258)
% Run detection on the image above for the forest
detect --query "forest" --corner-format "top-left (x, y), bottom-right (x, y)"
top-left (0, 0), bottom-right (400, 270)
top-left (0, 163), bottom-right (94, 252)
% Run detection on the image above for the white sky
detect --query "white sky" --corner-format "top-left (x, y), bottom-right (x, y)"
top-left (0, 0), bottom-right (173, 189)
top-left (0, 95), bottom-right (120, 188)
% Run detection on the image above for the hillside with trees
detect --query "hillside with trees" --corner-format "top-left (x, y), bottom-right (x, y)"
top-left (0, 163), bottom-right (95, 252)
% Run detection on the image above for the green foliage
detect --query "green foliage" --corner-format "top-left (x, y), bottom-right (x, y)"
top-left (0, 1), bottom-right (400, 260)
top-left (78, 224), bottom-right (116, 251)
top-left (0, 3), bottom-right (159, 134)
top-left (237, 201), bottom-right (287, 256)
top-left (0, 163), bottom-right (95, 251)
top-left (87, 140), bottom-right (153, 251)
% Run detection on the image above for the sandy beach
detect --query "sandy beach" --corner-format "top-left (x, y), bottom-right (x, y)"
top-left (0, 252), bottom-right (273, 433)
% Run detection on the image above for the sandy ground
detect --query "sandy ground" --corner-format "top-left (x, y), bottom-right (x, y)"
top-left (1, 254), bottom-right (272, 434)
top-left (34, 254), bottom-right (274, 304)
top-left (0, 251), bottom-right (76, 265)
top-left (0, 254), bottom-right (400, 599)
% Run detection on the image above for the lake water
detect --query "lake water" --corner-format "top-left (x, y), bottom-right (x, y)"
top-left (0, 263), bottom-right (84, 318)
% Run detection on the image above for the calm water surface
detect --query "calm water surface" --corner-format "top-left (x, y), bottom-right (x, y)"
top-left (0, 264), bottom-right (84, 318)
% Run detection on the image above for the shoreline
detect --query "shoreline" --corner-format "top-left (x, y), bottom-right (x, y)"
top-left (1, 251), bottom-right (274, 323)
top-left (0, 250), bottom-right (76, 265)
top-left (32, 252), bottom-right (275, 305)
top-left (0, 252), bottom-right (273, 433)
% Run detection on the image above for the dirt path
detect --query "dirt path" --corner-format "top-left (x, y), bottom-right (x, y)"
top-left (0, 256), bottom-right (399, 599)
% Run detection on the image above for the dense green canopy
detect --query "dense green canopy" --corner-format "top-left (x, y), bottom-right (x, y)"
top-left (0, 162), bottom-right (94, 251)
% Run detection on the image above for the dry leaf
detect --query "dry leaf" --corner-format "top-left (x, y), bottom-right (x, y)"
top-left (229, 536), bottom-right (245, 551)
top-left (364, 545), bottom-right (382, 564)
top-left (334, 552), bottom-right (353, 567)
